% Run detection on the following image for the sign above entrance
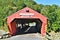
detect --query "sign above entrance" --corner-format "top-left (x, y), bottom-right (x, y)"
top-left (20, 13), bottom-right (34, 16)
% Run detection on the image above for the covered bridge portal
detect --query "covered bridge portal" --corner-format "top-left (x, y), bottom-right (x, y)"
top-left (7, 7), bottom-right (47, 36)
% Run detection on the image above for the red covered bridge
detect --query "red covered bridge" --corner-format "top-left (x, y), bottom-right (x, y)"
top-left (7, 7), bottom-right (47, 36)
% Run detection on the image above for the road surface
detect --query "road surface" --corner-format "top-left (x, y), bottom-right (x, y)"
top-left (7, 33), bottom-right (43, 40)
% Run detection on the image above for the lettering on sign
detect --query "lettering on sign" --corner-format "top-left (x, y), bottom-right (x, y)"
top-left (19, 13), bottom-right (34, 18)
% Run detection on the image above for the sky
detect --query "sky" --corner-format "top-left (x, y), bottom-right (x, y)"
top-left (34, 0), bottom-right (60, 6)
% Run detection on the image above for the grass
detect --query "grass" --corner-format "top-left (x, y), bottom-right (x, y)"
top-left (49, 31), bottom-right (60, 40)
top-left (42, 31), bottom-right (60, 40)
top-left (0, 24), bottom-right (8, 32)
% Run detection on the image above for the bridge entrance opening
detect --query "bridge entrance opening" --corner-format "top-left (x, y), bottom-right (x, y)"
top-left (14, 19), bottom-right (42, 35)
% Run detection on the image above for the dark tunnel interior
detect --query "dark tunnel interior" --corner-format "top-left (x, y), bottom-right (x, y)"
top-left (13, 19), bottom-right (42, 35)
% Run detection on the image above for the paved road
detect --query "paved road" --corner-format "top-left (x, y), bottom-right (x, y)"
top-left (7, 33), bottom-right (43, 40)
